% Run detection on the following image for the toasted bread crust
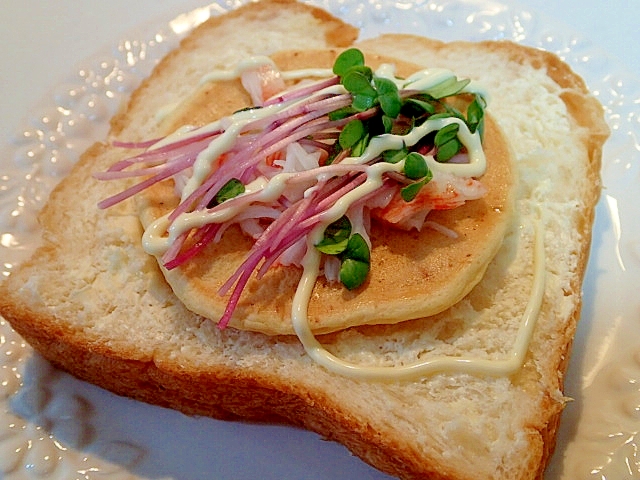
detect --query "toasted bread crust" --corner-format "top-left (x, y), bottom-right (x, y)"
top-left (0, 3), bottom-right (608, 480)
top-left (0, 294), bottom-right (580, 480)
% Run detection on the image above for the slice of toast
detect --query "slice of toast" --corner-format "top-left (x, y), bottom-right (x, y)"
top-left (0, 1), bottom-right (609, 479)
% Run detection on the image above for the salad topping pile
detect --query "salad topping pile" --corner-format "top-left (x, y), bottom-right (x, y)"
top-left (96, 48), bottom-right (488, 329)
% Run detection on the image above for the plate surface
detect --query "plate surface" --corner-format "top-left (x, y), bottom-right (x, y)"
top-left (1, 0), bottom-right (639, 478)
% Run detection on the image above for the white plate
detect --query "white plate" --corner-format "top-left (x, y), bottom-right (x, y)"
top-left (1, 1), bottom-right (639, 478)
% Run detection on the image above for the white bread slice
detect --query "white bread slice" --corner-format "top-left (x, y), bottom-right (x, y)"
top-left (0, 2), bottom-right (609, 479)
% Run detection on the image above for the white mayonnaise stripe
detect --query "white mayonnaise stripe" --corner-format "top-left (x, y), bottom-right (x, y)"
top-left (375, 64), bottom-right (490, 104)
top-left (199, 56), bottom-right (276, 84)
top-left (143, 161), bottom-right (403, 256)
top-left (144, 115), bottom-right (485, 256)
top-left (144, 172), bottom-right (291, 255)
top-left (142, 57), bottom-right (531, 381)
top-left (280, 68), bottom-right (334, 80)
top-left (147, 62), bottom-right (486, 233)
top-left (143, 67), bottom-right (486, 256)
top-left (292, 216), bottom-right (546, 381)
top-left (349, 116), bottom-right (486, 177)
top-left (317, 161), bottom-right (403, 224)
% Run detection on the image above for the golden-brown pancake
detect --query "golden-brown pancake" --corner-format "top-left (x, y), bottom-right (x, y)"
top-left (136, 49), bottom-right (517, 335)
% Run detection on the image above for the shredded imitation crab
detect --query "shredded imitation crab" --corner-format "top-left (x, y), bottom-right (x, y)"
top-left (95, 49), bottom-right (488, 328)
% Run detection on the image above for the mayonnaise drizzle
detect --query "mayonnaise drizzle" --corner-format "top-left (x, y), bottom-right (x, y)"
top-left (144, 170), bottom-right (291, 254)
top-left (375, 64), bottom-right (490, 105)
top-left (281, 68), bottom-right (334, 80)
top-left (140, 56), bottom-right (532, 381)
top-left (142, 116), bottom-right (485, 255)
top-left (292, 216), bottom-right (546, 381)
top-left (142, 63), bottom-right (487, 257)
top-left (344, 116), bottom-right (486, 177)
top-left (142, 161), bottom-right (403, 255)
top-left (181, 105), bottom-right (284, 200)
top-left (199, 56), bottom-right (277, 84)
top-left (144, 114), bottom-right (484, 254)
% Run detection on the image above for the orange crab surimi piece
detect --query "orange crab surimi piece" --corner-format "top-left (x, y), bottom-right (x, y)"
top-left (265, 151), bottom-right (285, 167)
top-left (374, 173), bottom-right (487, 228)
top-left (241, 64), bottom-right (286, 105)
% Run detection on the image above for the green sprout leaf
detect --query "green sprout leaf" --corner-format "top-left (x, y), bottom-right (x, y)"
top-left (339, 119), bottom-right (365, 150)
top-left (404, 98), bottom-right (436, 116)
top-left (382, 146), bottom-right (408, 164)
top-left (400, 152), bottom-right (433, 201)
top-left (374, 77), bottom-right (402, 118)
top-left (316, 220), bottom-right (370, 290)
top-left (434, 123), bottom-right (460, 145)
top-left (333, 48), bottom-right (365, 77)
top-left (315, 216), bottom-right (352, 255)
top-left (210, 178), bottom-right (244, 207)
top-left (466, 95), bottom-right (485, 134)
top-left (400, 175), bottom-right (432, 202)
top-left (381, 115), bottom-right (394, 133)
top-left (434, 123), bottom-right (463, 162)
top-left (373, 76), bottom-right (398, 96)
top-left (339, 233), bottom-right (371, 290)
top-left (435, 138), bottom-right (462, 162)
top-left (316, 238), bottom-right (349, 256)
top-left (342, 67), bottom-right (375, 95)
top-left (400, 181), bottom-right (423, 202)
top-left (426, 76), bottom-right (471, 99)
top-left (339, 258), bottom-right (370, 290)
top-left (343, 233), bottom-right (370, 263)
top-left (403, 152), bottom-right (429, 180)
top-left (428, 112), bottom-right (460, 121)
top-left (351, 133), bottom-right (370, 156)
top-left (352, 93), bottom-right (377, 111)
top-left (328, 106), bottom-right (357, 121)
top-left (379, 93), bottom-right (402, 119)
top-left (341, 66), bottom-right (377, 113)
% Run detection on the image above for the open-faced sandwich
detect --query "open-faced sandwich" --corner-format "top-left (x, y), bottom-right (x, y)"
top-left (0, 0), bottom-right (609, 478)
